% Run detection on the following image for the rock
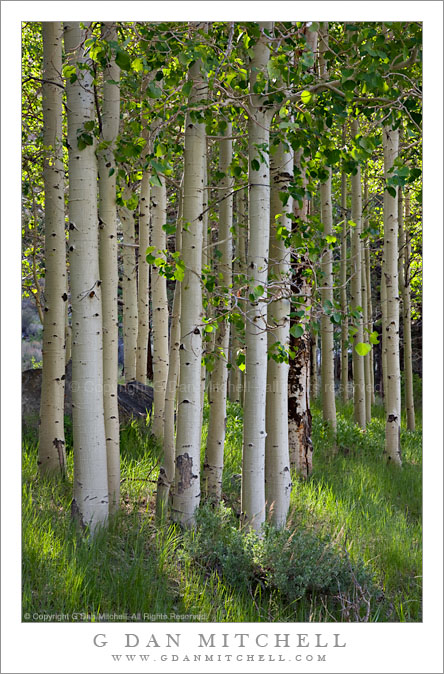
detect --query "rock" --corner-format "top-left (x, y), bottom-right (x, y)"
top-left (22, 362), bottom-right (153, 430)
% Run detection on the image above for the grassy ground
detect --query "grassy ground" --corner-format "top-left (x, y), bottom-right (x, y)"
top-left (22, 397), bottom-right (422, 623)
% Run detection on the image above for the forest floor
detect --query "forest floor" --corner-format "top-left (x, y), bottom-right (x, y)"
top-left (22, 397), bottom-right (422, 623)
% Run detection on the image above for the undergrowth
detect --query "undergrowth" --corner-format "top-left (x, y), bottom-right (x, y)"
top-left (22, 397), bottom-right (422, 623)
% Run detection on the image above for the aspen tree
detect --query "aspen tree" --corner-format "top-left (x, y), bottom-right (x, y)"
top-left (199, 149), bottom-right (209, 437)
top-left (38, 22), bottom-right (67, 477)
top-left (365, 241), bottom-right (375, 404)
top-left (319, 23), bottom-right (337, 435)
top-left (340, 125), bottom-right (349, 403)
top-left (229, 188), bottom-right (247, 403)
top-left (65, 282), bottom-right (71, 364)
top-left (265, 137), bottom-right (293, 524)
top-left (288, 149), bottom-right (312, 479)
top-left (383, 126), bottom-right (402, 465)
top-left (151, 174), bottom-right (169, 440)
top-left (399, 188), bottom-right (415, 431)
top-left (204, 124), bottom-right (233, 500)
top-left (362, 176), bottom-right (372, 424)
top-left (64, 21), bottom-right (108, 531)
top-left (136, 87), bottom-right (151, 384)
top-left (119, 186), bottom-right (138, 383)
top-left (157, 181), bottom-right (183, 520)
top-left (98, 22), bottom-right (120, 513)
top-left (171, 50), bottom-right (207, 526)
top-left (350, 119), bottom-right (366, 428)
top-left (241, 21), bottom-right (273, 532)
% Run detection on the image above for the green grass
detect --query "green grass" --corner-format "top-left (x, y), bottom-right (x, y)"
top-left (22, 397), bottom-right (422, 623)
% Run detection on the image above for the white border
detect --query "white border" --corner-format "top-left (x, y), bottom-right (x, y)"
top-left (2, 2), bottom-right (443, 673)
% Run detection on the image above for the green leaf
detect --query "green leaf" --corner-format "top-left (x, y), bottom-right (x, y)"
top-left (369, 331), bottom-right (380, 345)
top-left (325, 235), bottom-right (337, 245)
top-left (108, 168), bottom-right (115, 177)
top-left (132, 57), bottom-right (144, 72)
top-left (355, 342), bottom-right (372, 357)
top-left (386, 185), bottom-right (397, 198)
top-left (249, 284), bottom-right (264, 303)
top-left (149, 174), bottom-right (162, 188)
top-left (290, 324), bottom-right (304, 339)
top-left (300, 90), bottom-right (312, 105)
top-left (182, 81), bottom-right (192, 97)
top-left (251, 158), bottom-right (260, 172)
top-left (115, 49), bottom-right (131, 71)
top-left (147, 81), bottom-right (162, 99)
top-left (84, 120), bottom-right (95, 132)
top-left (162, 222), bottom-right (176, 235)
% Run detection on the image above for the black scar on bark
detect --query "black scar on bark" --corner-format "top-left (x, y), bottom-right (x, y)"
top-left (176, 453), bottom-right (197, 494)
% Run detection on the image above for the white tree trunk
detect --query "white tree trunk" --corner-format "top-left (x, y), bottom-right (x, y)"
top-left (320, 174), bottom-right (337, 434)
top-left (229, 188), bottom-right (247, 403)
top-left (383, 126), bottom-right (402, 465)
top-left (171, 55), bottom-right (206, 526)
top-left (65, 279), bottom-right (71, 365)
top-left (151, 177), bottom-right (169, 439)
top-left (399, 189), bottom-right (415, 431)
top-left (136, 104), bottom-right (151, 384)
top-left (365, 241), bottom-right (375, 405)
top-left (39, 21), bottom-right (67, 477)
top-left (98, 22), bottom-right (120, 514)
top-left (350, 120), bottom-right (366, 428)
top-left (157, 182), bottom-right (183, 519)
top-left (266, 140), bottom-right (292, 526)
top-left (241, 22), bottom-right (273, 532)
top-left (119, 187), bottom-right (138, 383)
top-left (319, 24), bottom-right (337, 435)
top-left (204, 125), bottom-right (233, 500)
top-left (65, 21), bottom-right (108, 532)
top-left (362, 177), bottom-right (372, 424)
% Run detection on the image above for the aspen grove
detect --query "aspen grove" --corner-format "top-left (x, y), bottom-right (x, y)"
top-left (22, 20), bottom-right (423, 622)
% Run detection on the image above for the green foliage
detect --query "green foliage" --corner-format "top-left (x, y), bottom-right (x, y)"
top-left (180, 502), bottom-right (377, 616)
top-left (355, 342), bottom-right (372, 356)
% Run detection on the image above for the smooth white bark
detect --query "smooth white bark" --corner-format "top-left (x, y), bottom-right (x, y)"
top-left (65, 21), bottom-right (108, 532)
top-left (204, 125), bottom-right (233, 500)
top-left (319, 24), bottom-right (337, 435)
top-left (151, 177), bottom-right (169, 439)
top-left (241, 22), bottom-right (273, 532)
top-left (39, 21), bottom-right (67, 477)
top-left (157, 184), bottom-right (183, 519)
top-left (350, 120), bottom-right (366, 428)
top-left (171, 55), bottom-right (206, 526)
top-left (383, 126), bottom-right (402, 465)
top-left (136, 102), bottom-right (151, 384)
top-left (399, 189), bottom-right (415, 431)
top-left (265, 141), bottom-right (292, 525)
top-left (98, 22), bottom-right (120, 514)
top-left (229, 188), bottom-right (247, 403)
top-left (119, 186), bottom-right (138, 383)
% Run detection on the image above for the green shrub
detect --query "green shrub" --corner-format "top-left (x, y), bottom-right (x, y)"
top-left (180, 502), bottom-right (377, 617)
